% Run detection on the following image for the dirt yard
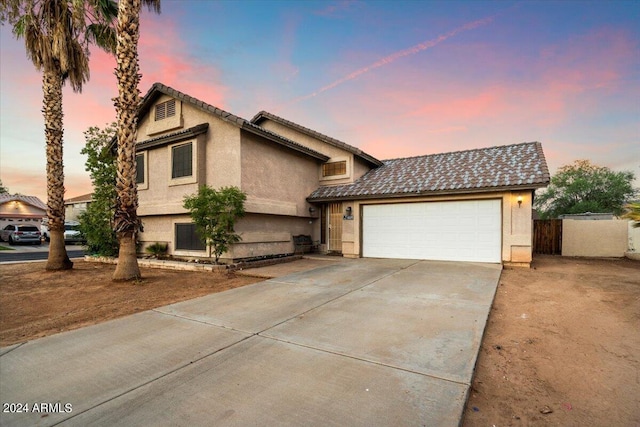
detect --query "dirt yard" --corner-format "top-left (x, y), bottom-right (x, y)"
top-left (1, 256), bottom-right (639, 425)
top-left (0, 260), bottom-right (260, 346)
top-left (463, 255), bottom-right (640, 427)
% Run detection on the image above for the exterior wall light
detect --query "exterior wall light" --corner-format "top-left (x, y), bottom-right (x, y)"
top-left (309, 207), bottom-right (316, 214)
top-left (517, 196), bottom-right (523, 208)
top-left (345, 206), bottom-right (352, 216)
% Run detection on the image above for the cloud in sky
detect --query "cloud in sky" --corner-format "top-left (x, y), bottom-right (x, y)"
top-left (138, 13), bottom-right (229, 108)
top-left (314, 1), bottom-right (360, 18)
top-left (289, 14), bottom-right (495, 105)
top-left (298, 25), bottom-right (639, 174)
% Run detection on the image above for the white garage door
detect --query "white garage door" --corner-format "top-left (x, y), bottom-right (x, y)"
top-left (362, 200), bottom-right (501, 263)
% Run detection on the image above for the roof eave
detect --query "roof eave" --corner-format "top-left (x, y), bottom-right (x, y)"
top-left (241, 123), bottom-right (330, 162)
top-left (136, 123), bottom-right (209, 151)
top-left (307, 182), bottom-right (549, 203)
top-left (135, 85), bottom-right (329, 162)
top-left (251, 111), bottom-right (383, 167)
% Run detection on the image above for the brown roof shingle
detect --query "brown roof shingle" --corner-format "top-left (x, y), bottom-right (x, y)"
top-left (137, 83), bottom-right (329, 162)
top-left (251, 111), bottom-right (383, 167)
top-left (308, 142), bottom-right (550, 201)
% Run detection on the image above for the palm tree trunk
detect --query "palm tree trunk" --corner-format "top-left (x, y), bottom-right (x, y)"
top-left (112, 0), bottom-right (142, 281)
top-left (43, 69), bottom-right (73, 271)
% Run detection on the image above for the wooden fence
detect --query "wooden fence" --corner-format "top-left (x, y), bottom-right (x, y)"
top-left (533, 219), bottom-right (562, 255)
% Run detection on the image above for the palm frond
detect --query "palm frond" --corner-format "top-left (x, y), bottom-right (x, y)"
top-left (142, 0), bottom-right (161, 13)
top-left (86, 23), bottom-right (116, 53)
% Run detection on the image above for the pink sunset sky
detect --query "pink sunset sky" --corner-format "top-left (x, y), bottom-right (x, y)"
top-left (1, 0), bottom-right (638, 203)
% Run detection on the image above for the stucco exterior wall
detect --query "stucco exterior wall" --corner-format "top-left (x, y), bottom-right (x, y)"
top-left (562, 219), bottom-right (628, 257)
top-left (138, 213), bottom-right (315, 260)
top-left (64, 203), bottom-right (89, 222)
top-left (257, 119), bottom-right (371, 186)
top-left (233, 214), bottom-right (315, 259)
top-left (135, 94), bottom-right (322, 260)
top-left (338, 190), bottom-right (533, 265)
top-left (240, 132), bottom-right (320, 218)
top-left (505, 190), bottom-right (535, 265)
top-left (137, 98), bottom-right (242, 217)
top-left (353, 157), bottom-right (372, 181)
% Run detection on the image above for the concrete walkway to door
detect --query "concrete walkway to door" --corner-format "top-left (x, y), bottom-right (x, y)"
top-left (0, 258), bottom-right (501, 427)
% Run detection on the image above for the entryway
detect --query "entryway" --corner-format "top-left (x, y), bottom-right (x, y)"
top-left (327, 202), bottom-right (342, 253)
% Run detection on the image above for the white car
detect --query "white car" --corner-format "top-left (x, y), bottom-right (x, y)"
top-left (64, 221), bottom-right (85, 244)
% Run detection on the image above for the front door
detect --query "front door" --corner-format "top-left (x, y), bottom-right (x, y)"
top-left (328, 202), bottom-right (343, 253)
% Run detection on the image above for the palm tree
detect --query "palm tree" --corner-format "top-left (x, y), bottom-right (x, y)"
top-left (112, 0), bottom-right (160, 281)
top-left (1, 0), bottom-right (117, 270)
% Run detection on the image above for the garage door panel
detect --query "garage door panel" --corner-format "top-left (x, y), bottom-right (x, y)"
top-left (362, 200), bottom-right (501, 263)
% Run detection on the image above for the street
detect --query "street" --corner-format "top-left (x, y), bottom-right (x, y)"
top-left (0, 242), bottom-right (85, 263)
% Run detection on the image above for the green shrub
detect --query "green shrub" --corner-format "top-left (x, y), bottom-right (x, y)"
top-left (145, 242), bottom-right (168, 257)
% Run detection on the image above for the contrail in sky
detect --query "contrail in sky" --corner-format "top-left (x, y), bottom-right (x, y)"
top-left (289, 15), bottom-right (495, 105)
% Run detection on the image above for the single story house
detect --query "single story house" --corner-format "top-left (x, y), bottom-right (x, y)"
top-left (133, 83), bottom-right (549, 266)
top-left (0, 194), bottom-right (47, 228)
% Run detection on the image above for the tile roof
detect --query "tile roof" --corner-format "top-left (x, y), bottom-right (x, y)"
top-left (138, 83), bottom-right (329, 162)
top-left (0, 194), bottom-right (47, 210)
top-left (250, 111), bottom-right (383, 167)
top-left (136, 123), bottom-right (210, 150)
top-left (308, 142), bottom-right (550, 201)
top-left (64, 193), bottom-right (94, 204)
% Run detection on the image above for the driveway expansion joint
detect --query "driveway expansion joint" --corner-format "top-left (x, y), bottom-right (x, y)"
top-left (257, 334), bottom-right (471, 387)
top-left (0, 341), bottom-right (26, 356)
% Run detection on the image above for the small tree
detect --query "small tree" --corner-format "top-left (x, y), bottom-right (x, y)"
top-left (0, 179), bottom-right (8, 194)
top-left (78, 124), bottom-right (119, 256)
top-left (535, 160), bottom-right (637, 219)
top-left (183, 186), bottom-right (246, 263)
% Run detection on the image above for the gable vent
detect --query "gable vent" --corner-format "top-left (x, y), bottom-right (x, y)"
top-left (155, 99), bottom-right (176, 121)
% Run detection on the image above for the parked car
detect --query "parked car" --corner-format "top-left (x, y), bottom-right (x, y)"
top-left (41, 222), bottom-right (50, 242)
top-left (0, 224), bottom-right (42, 245)
top-left (64, 221), bottom-right (85, 244)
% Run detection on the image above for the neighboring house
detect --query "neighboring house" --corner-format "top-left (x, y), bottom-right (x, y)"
top-left (64, 193), bottom-right (93, 222)
top-left (133, 83), bottom-right (549, 266)
top-left (0, 194), bottom-right (47, 229)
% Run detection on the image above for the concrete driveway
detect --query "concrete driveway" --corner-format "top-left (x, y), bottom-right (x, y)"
top-left (0, 258), bottom-right (501, 426)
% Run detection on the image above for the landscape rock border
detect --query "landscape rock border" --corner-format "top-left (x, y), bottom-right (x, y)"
top-left (84, 254), bottom-right (304, 273)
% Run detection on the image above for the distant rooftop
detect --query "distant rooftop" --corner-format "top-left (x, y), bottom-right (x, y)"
top-left (65, 193), bottom-right (93, 204)
top-left (0, 193), bottom-right (47, 210)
